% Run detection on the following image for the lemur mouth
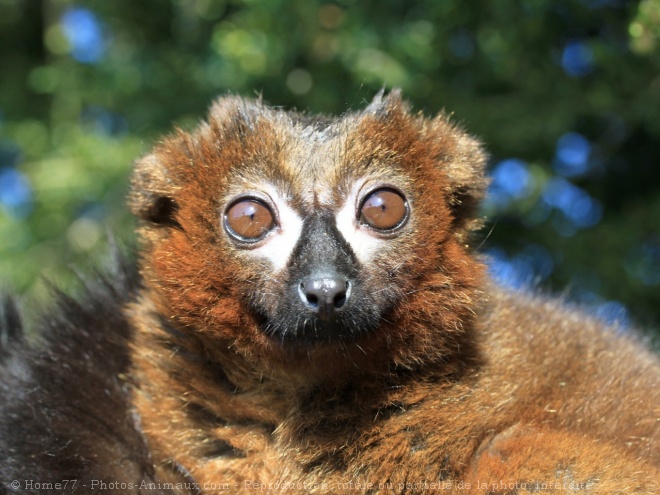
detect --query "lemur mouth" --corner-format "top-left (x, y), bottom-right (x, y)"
top-left (255, 277), bottom-right (381, 344)
top-left (257, 309), bottom-right (369, 344)
top-left (292, 317), bottom-right (357, 343)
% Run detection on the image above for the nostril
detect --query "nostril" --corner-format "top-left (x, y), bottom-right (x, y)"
top-left (300, 282), bottom-right (320, 308)
top-left (333, 282), bottom-right (349, 309)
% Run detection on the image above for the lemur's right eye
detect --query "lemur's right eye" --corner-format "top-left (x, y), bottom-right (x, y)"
top-left (359, 188), bottom-right (408, 231)
top-left (224, 198), bottom-right (276, 241)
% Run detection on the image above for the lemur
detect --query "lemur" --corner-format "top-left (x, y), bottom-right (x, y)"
top-left (1, 91), bottom-right (658, 494)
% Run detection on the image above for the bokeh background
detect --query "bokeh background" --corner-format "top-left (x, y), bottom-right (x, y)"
top-left (1, 0), bottom-right (659, 337)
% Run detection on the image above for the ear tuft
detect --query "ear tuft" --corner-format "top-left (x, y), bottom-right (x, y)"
top-left (128, 154), bottom-right (181, 228)
top-left (366, 88), bottom-right (405, 117)
top-left (208, 95), bottom-right (260, 134)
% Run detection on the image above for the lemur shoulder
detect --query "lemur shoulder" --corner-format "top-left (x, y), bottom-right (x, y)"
top-left (1, 91), bottom-right (658, 494)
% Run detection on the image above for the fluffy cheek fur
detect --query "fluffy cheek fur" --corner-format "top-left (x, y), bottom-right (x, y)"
top-left (145, 215), bottom-right (265, 346)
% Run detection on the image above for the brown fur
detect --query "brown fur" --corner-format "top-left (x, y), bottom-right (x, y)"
top-left (127, 92), bottom-right (659, 494)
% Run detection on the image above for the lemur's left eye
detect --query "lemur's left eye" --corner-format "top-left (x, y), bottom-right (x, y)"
top-left (359, 188), bottom-right (408, 231)
top-left (224, 198), bottom-right (276, 241)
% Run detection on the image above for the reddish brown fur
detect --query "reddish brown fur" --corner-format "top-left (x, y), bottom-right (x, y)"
top-left (127, 93), bottom-right (659, 494)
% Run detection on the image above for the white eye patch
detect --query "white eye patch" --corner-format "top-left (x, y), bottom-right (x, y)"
top-left (249, 185), bottom-right (303, 272)
top-left (335, 184), bottom-right (384, 265)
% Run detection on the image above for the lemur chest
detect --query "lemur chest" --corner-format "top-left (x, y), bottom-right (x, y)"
top-left (136, 371), bottom-right (483, 495)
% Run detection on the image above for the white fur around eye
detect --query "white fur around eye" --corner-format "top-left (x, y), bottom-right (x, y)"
top-left (335, 184), bottom-right (384, 264)
top-left (250, 186), bottom-right (303, 272)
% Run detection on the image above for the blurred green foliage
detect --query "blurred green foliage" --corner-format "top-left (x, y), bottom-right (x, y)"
top-left (1, 0), bottom-right (659, 334)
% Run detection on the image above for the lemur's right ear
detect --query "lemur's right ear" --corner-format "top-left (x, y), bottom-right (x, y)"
top-left (128, 153), bottom-right (180, 228)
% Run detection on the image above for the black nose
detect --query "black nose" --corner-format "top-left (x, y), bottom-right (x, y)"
top-left (299, 275), bottom-right (350, 320)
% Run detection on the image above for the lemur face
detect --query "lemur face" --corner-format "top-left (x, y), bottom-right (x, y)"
top-left (220, 155), bottom-right (412, 343)
top-left (129, 91), bottom-right (487, 366)
top-left (214, 105), bottom-right (420, 344)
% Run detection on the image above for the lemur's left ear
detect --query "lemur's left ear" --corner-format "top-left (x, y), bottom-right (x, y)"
top-left (128, 153), bottom-right (180, 228)
top-left (437, 119), bottom-right (489, 241)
